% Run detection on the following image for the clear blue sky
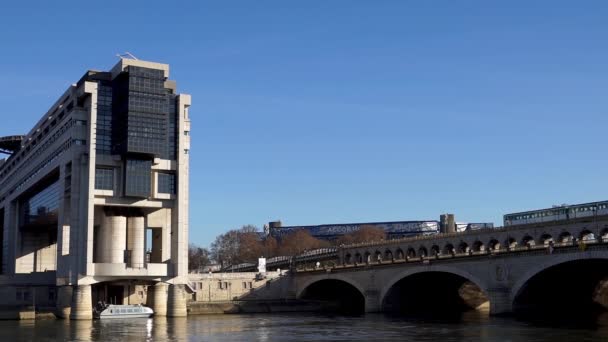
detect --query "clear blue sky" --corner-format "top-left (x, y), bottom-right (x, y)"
top-left (1, 1), bottom-right (607, 247)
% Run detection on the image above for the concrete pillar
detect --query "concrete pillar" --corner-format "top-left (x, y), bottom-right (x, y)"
top-left (130, 216), bottom-right (145, 268)
top-left (99, 216), bottom-right (112, 263)
top-left (364, 289), bottom-right (382, 313)
top-left (127, 217), bottom-right (135, 260)
top-left (147, 283), bottom-right (168, 316)
top-left (55, 286), bottom-right (73, 318)
top-left (167, 284), bottom-right (188, 317)
top-left (70, 285), bottom-right (93, 320)
top-left (109, 216), bottom-right (127, 264)
top-left (487, 288), bottom-right (513, 316)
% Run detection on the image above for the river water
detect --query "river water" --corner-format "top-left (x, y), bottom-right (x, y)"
top-left (2, 312), bottom-right (608, 341)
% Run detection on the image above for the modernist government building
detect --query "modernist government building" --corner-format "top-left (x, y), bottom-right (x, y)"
top-left (0, 59), bottom-right (191, 319)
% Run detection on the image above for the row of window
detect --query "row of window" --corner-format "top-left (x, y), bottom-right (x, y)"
top-left (506, 202), bottom-right (608, 221)
top-left (95, 167), bottom-right (176, 195)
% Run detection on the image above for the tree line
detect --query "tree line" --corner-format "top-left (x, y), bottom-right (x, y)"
top-left (188, 224), bottom-right (386, 271)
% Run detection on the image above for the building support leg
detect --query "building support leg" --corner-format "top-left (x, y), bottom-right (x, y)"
top-left (70, 285), bottom-right (93, 320)
top-left (167, 284), bottom-right (187, 317)
top-left (147, 283), bottom-right (168, 316)
top-left (55, 286), bottom-right (73, 318)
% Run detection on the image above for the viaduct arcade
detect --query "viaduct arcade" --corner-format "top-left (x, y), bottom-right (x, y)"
top-left (293, 216), bottom-right (608, 319)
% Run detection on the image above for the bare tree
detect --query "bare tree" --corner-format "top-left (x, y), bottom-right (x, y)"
top-left (188, 244), bottom-right (210, 272)
top-left (278, 229), bottom-right (330, 256)
top-left (210, 225), bottom-right (263, 267)
top-left (336, 225), bottom-right (386, 245)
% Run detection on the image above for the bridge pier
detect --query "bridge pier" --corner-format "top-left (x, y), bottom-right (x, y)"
top-left (364, 290), bottom-right (382, 313)
top-left (487, 288), bottom-right (512, 315)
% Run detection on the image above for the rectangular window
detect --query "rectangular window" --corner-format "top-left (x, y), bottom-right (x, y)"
top-left (157, 173), bottom-right (176, 194)
top-left (95, 168), bottom-right (114, 190)
top-left (124, 159), bottom-right (152, 198)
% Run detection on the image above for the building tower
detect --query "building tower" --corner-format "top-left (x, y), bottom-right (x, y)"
top-left (0, 58), bottom-right (191, 319)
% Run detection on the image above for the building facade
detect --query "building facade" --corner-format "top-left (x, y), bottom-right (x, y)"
top-left (0, 59), bottom-right (191, 319)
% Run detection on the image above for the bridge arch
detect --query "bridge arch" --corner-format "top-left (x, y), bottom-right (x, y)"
top-left (344, 253), bottom-right (352, 264)
top-left (431, 245), bottom-right (440, 256)
top-left (418, 246), bottom-right (428, 257)
top-left (487, 239), bottom-right (500, 251)
top-left (384, 249), bottom-right (393, 261)
top-left (395, 248), bottom-right (404, 260)
top-left (406, 247), bottom-right (416, 258)
top-left (601, 228), bottom-right (608, 241)
top-left (380, 265), bottom-right (490, 315)
top-left (472, 240), bottom-right (485, 252)
top-left (505, 237), bottom-right (517, 249)
top-left (521, 235), bottom-right (535, 247)
top-left (457, 241), bottom-right (469, 254)
top-left (538, 233), bottom-right (554, 246)
top-left (354, 253), bottom-right (363, 264)
top-left (443, 243), bottom-right (454, 255)
top-left (579, 229), bottom-right (596, 242)
top-left (510, 254), bottom-right (608, 320)
top-left (297, 276), bottom-right (367, 314)
top-left (558, 231), bottom-right (573, 243)
top-left (374, 250), bottom-right (382, 263)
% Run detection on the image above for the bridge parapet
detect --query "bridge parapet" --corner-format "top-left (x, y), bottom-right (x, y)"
top-left (335, 217), bottom-right (608, 265)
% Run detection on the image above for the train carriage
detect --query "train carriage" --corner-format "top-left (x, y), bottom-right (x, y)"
top-left (504, 200), bottom-right (608, 226)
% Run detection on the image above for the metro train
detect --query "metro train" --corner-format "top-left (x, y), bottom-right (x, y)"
top-left (503, 200), bottom-right (608, 226)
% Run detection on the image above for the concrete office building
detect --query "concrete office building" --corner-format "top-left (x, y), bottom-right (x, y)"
top-left (0, 58), bottom-right (191, 319)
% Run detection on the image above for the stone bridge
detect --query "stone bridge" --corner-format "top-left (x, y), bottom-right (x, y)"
top-left (293, 217), bottom-right (608, 317)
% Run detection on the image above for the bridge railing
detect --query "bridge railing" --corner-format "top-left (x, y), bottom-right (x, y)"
top-left (337, 215), bottom-right (608, 251)
top-left (296, 238), bottom-right (608, 272)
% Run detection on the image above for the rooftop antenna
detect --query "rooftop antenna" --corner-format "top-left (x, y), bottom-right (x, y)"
top-left (116, 52), bottom-right (139, 60)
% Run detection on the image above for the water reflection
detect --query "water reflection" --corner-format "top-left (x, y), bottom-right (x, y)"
top-left (1, 313), bottom-right (608, 341)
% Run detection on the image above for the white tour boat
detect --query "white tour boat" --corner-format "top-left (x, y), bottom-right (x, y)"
top-left (94, 302), bottom-right (154, 319)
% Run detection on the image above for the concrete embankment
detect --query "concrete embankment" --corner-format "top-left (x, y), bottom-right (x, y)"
top-left (188, 300), bottom-right (326, 315)
top-left (0, 306), bottom-right (56, 320)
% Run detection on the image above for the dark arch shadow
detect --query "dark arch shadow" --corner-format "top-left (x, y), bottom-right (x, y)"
top-left (382, 272), bottom-right (488, 318)
top-left (299, 279), bottom-right (365, 315)
top-left (513, 259), bottom-right (608, 327)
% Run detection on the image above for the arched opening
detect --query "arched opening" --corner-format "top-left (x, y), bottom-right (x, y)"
top-left (395, 249), bottom-right (404, 260)
top-left (364, 251), bottom-right (371, 264)
top-left (384, 249), bottom-right (393, 261)
top-left (472, 241), bottom-right (485, 252)
top-left (559, 231), bottom-right (573, 245)
top-left (457, 242), bottom-right (469, 254)
top-left (383, 272), bottom-right (489, 317)
top-left (300, 279), bottom-right (365, 315)
top-left (374, 250), bottom-right (382, 263)
top-left (354, 253), bottom-right (362, 264)
top-left (539, 234), bottom-right (554, 246)
top-left (521, 235), bottom-right (535, 248)
top-left (505, 237), bottom-right (517, 250)
top-left (406, 248), bottom-right (416, 259)
top-left (418, 246), bottom-right (428, 258)
top-left (580, 230), bottom-right (596, 242)
top-left (488, 239), bottom-right (500, 251)
top-left (443, 244), bottom-right (454, 255)
top-left (431, 245), bottom-right (440, 256)
top-left (513, 259), bottom-right (608, 325)
top-left (344, 254), bottom-right (352, 264)
top-left (601, 229), bottom-right (608, 242)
